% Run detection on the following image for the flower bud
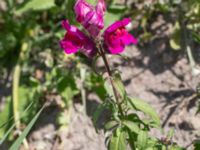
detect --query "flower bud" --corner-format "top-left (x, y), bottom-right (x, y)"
top-left (74, 0), bottom-right (106, 37)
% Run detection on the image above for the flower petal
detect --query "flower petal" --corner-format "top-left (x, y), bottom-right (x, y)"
top-left (122, 33), bottom-right (138, 45)
top-left (104, 18), bottom-right (131, 34)
top-left (59, 20), bottom-right (97, 57)
top-left (104, 18), bottom-right (137, 54)
top-left (74, 0), bottom-right (93, 23)
top-left (108, 43), bottom-right (125, 54)
top-left (60, 39), bottom-right (79, 54)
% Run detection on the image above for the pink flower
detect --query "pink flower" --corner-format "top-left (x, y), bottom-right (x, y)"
top-left (74, 0), bottom-right (106, 37)
top-left (104, 18), bottom-right (138, 54)
top-left (59, 20), bottom-right (96, 57)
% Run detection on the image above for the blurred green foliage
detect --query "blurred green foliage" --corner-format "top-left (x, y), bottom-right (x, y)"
top-left (0, 0), bottom-right (80, 143)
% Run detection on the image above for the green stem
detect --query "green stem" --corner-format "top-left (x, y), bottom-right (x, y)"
top-left (12, 42), bottom-right (29, 149)
top-left (12, 64), bottom-right (21, 129)
top-left (186, 45), bottom-right (195, 68)
top-left (80, 68), bottom-right (86, 115)
top-left (98, 43), bottom-right (124, 116)
top-left (180, 10), bottom-right (197, 75)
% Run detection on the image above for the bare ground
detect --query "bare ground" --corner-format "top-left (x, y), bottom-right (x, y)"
top-left (25, 38), bottom-right (200, 150)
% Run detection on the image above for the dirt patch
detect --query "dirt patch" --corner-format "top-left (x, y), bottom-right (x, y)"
top-left (26, 39), bottom-right (200, 150)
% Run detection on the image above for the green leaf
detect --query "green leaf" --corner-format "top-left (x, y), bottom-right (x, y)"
top-left (0, 124), bottom-right (15, 145)
top-left (104, 12), bottom-right (122, 29)
top-left (169, 22), bottom-right (181, 50)
top-left (169, 145), bottom-right (185, 150)
top-left (0, 101), bottom-right (34, 145)
top-left (137, 130), bottom-right (148, 150)
top-left (57, 75), bottom-right (78, 106)
top-left (18, 86), bottom-right (40, 123)
top-left (167, 128), bottom-right (174, 139)
top-left (127, 97), bottom-right (160, 127)
top-left (92, 104), bottom-right (105, 126)
top-left (170, 38), bottom-right (181, 50)
top-left (86, 0), bottom-right (96, 5)
top-left (122, 120), bottom-right (139, 134)
top-left (0, 86), bottom-right (40, 141)
top-left (15, 0), bottom-right (55, 14)
top-left (194, 140), bottom-right (200, 150)
top-left (192, 32), bottom-right (200, 44)
top-left (104, 73), bottom-right (126, 102)
top-left (109, 128), bottom-right (126, 150)
top-left (112, 73), bottom-right (126, 99)
top-left (9, 104), bottom-right (45, 150)
top-left (104, 78), bottom-right (115, 100)
top-left (85, 72), bottom-right (106, 100)
top-left (105, 120), bottom-right (119, 130)
top-left (66, 0), bottom-right (76, 24)
top-left (0, 97), bottom-right (12, 139)
top-left (146, 137), bottom-right (159, 149)
top-left (127, 130), bottom-right (136, 150)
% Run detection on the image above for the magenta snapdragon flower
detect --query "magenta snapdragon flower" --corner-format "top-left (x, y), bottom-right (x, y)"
top-left (104, 18), bottom-right (138, 54)
top-left (59, 20), bottom-right (96, 57)
top-left (74, 0), bottom-right (106, 37)
top-left (59, 0), bottom-right (137, 57)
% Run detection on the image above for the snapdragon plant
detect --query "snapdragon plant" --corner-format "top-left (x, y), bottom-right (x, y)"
top-left (59, 0), bottom-right (184, 149)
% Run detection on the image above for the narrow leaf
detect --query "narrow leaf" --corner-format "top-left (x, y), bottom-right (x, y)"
top-left (0, 101), bottom-right (34, 145)
top-left (127, 97), bottom-right (160, 127)
top-left (105, 120), bottom-right (118, 131)
top-left (122, 120), bottom-right (139, 134)
top-left (9, 104), bottom-right (45, 150)
top-left (109, 128), bottom-right (126, 150)
top-left (112, 73), bottom-right (126, 99)
top-left (104, 79), bottom-right (115, 100)
top-left (92, 104), bottom-right (105, 126)
top-left (137, 130), bottom-right (148, 150)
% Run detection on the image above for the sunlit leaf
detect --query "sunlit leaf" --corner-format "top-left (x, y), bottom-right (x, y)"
top-left (170, 38), bottom-right (181, 50)
top-left (170, 22), bottom-right (181, 50)
top-left (112, 73), bottom-right (126, 99)
top-left (105, 120), bottom-right (119, 130)
top-left (86, 0), bottom-right (96, 5)
top-left (0, 101), bottom-right (34, 145)
top-left (137, 130), bottom-right (148, 150)
top-left (104, 12), bottom-right (122, 28)
top-left (122, 120), bottom-right (139, 134)
top-left (109, 128), bottom-right (126, 150)
top-left (127, 97), bottom-right (160, 127)
top-left (104, 78), bottom-right (115, 100)
top-left (15, 0), bottom-right (55, 14)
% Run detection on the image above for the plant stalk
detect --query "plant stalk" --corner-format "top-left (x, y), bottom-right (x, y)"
top-left (80, 68), bottom-right (86, 115)
top-left (98, 43), bottom-right (124, 116)
top-left (12, 42), bottom-right (29, 149)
